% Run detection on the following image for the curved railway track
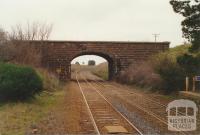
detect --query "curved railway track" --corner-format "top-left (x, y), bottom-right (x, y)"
top-left (75, 72), bottom-right (143, 135)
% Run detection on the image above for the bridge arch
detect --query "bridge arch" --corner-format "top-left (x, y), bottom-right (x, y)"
top-left (30, 40), bottom-right (170, 81)
top-left (69, 51), bottom-right (115, 80)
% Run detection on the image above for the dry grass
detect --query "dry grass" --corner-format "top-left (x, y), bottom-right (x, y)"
top-left (92, 62), bottom-right (108, 80)
top-left (37, 68), bottom-right (61, 92)
top-left (117, 61), bottom-right (163, 90)
top-left (0, 67), bottom-right (63, 135)
top-left (71, 62), bottom-right (108, 80)
top-left (0, 91), bottom-right (64, 135)
top-left (32, 82), bottom-right (94, 134)
top-left (71, 64), bottom-right (93, 72)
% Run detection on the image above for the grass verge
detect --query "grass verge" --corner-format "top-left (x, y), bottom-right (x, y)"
top-left (92, 70), bottom-right (108, 80)
top-left (71, 62), bottom-right (109, 80)
top-left (0, 90), bottom-right (64, 135)
top-left (91, 62), bottom-right (108, 80)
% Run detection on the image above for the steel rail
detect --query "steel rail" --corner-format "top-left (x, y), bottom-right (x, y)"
top-left (92, 79), bottom-right (188, 134)
top-left (76, 72), bottom-right (100, 135)
top-left (96, 80), bottom-right (200, 123)
top-left (81, 76), bottom-right (143, 135)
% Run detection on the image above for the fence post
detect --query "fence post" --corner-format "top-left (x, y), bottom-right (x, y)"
top-left (192, 77), bottom-right (196, 92)
top-left (186, 77), bottom-right (189, 91)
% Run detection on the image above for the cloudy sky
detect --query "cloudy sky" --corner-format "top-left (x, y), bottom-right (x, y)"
top-left (0, 0), bottom-right (185, 64)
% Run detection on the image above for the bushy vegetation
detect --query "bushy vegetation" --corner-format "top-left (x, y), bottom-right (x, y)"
top-left (177, 53), bottom-right (200, 77)
top-left (0, 22), bottom-right (53, 67)
top-left (117, 45), bottom-right (200, 94)
top-left (170, 0), bottom-right (200, 52)
top-left (151, 46), bottom-right (191, 93)
top-left (37, 69), bottom-right (61, 92)
top-left (88, 60), bottom-right (96, 66)
top-left (0, 63), bottom-right (43, 102)
top-left (117, 61), bottom-right (163, 90)
top-left (153, 54), bottom-right (186, 93)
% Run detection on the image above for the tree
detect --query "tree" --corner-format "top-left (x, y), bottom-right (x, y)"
top-left (0, 28), bottom-right (14, 61)
top-left (170, 0), bottom-right (200, 52)
top-left (88, 60), bottom-right (96, 66)
top-left (75, 62), bottom-right (80, 65)
top-left (177, 53), bottom-right (200, 76)
top-left (0, 28), bottom-right (8, 44)
top-left (9, 22), bottom-right (53, 41)
top-left (9, 22), bottom-right (53, 66)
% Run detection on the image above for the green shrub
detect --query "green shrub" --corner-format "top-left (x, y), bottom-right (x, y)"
top-left (177, 53), bottom-right (200, 90)
top-left (156, 60), bottom-right (185, 93)
top-left (0, 63), bottom-right (43, 102)
top-left (177, 53), bottom-right (200, 76)
top-left (116, 45), bottom-right (195, 94)
top-left (152, 52), bottom-right (186, 93)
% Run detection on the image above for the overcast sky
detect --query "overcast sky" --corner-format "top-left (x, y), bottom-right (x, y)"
top-left (71, 55), bottom-right (107, 65)
top-left (0, 0), bottom-right (185, 64)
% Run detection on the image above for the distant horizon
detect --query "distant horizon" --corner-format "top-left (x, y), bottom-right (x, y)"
top-left (71, 55), bottom-right (107, 65)
top-left (72, 61), bottom-right (107, 66)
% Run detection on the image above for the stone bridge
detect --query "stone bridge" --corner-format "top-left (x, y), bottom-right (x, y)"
top-left (31, 40), bottom-right (169, 81)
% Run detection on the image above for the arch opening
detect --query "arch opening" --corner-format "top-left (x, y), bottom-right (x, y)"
top-left (70, 52), bottom-right (114, 81)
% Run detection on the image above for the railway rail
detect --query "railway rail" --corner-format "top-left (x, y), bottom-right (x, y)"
top-left (75, 72), bottom-right (143, 135)
top-left (88, 77), bottom-right (199, 135)
top-left (95, 80), bottom-right (200, 123)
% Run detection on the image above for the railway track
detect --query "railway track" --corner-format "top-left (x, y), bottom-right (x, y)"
top-left (95, 80), bottom-right (200, 124)
top-left (88, 78), bottom-right (199, 135)
top-left (76, 72), bottom-right (143, 135)
top-left (101, 81), bottom-right (200, 121)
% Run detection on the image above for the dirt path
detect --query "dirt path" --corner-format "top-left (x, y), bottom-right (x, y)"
top-left (29, 83), bottom-right (95, 134)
